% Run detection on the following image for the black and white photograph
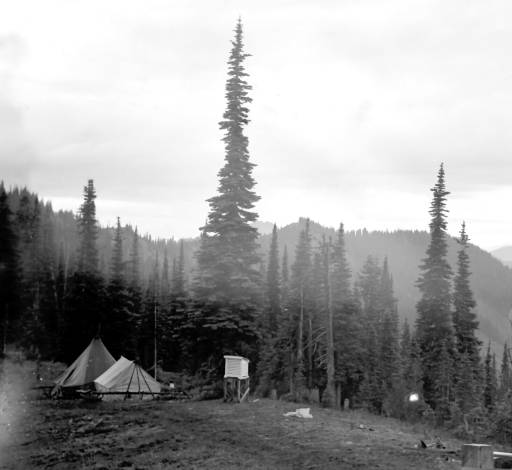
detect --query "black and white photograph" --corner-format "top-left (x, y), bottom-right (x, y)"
top-left (1, 1), bottom-right (512, 468)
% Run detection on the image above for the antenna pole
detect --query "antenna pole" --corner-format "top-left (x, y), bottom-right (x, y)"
top-left (154, 300), bottom-right (157, 380)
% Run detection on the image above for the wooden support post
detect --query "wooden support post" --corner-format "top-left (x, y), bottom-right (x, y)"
top-left (461, 444), bottom-right (493, 469)
top-left (335, 384), bottom-right (341, 409)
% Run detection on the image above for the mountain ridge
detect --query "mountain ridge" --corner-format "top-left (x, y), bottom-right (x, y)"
top-left (5, 188), bottom-right (511, 352)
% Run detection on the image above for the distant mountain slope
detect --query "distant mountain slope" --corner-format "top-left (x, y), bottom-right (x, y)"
top-left (6, 187), bottom-right (511, 351)
top-left (260, 218), bottom-right (512, 351)
top-left (491, 246), bottom-right (512, 268)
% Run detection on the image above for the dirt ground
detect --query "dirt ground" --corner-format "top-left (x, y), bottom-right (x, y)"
top-left (1, 356), bottom-right (465, 470)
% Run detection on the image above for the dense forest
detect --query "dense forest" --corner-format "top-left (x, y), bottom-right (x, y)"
top-left (2, 20), bottom-right (512, 434)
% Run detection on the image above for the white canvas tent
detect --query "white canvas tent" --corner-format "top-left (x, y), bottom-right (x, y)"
top-left (94, 356), bottom-right (162, 398)
top-left (54, 337), bottom-right (115, 388)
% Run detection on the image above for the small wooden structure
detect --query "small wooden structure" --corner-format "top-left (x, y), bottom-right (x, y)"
top-left (461, 444), bottom-right (493, 469)
top-left (223, 355), bottom-right (250, 403)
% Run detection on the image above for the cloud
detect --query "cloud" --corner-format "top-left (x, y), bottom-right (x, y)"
top-left (0, 1), bottom-right (511, 248)
top-left (0, 33), bottom-right (36, 183)
top-left (0, 34), bottom-right (26, 66)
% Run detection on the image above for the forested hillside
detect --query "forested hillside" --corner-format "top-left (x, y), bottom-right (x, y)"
top-left (260, 218), bottom-right (512, 351)
top-left (4, 187), bottom-right (511, 352)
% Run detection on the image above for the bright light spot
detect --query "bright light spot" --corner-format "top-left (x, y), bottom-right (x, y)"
top-left (408, 393), bottom-right (419, 402)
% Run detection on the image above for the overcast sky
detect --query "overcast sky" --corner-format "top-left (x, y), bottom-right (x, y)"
top-left (1, 0), bottom-right (512, 250)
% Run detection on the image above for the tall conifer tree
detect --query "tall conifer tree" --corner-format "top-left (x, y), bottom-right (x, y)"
top-left (416, 164), bottom-right (454, 408)
top-left (195, 19), bottom-right (260, 306)
top-left (171, 240), bottom-right (186, 298)
top-left (104, 218), bottom-right (135, 358)
top-left (453, 222), bottom-right (479, 354)
top-left (281, 246), bottom-right (289, 307)
top-left (452, 222), bottom-right (482, 409)
top-left (290, 220), bottom-right (312, 396)
top-left (499, 343), bottom-right (511, 400)
top-left (77, 180), bottom-right (99, 274)
top-left (332, 223), bottom-right (362, 405)
top-left (377, 258), bottom-right (400, 408)
top-left (193, 19), bottom-right (260, 369)
top-left (483, 343), bottom-right (497, 411)
top-left (128, 227), bottom-right (140, 289)
top-left (64, 179), bottom-right (104, 359)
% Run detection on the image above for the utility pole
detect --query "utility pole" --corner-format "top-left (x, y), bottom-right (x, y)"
top-left (153, 300), bottom-right (157, 380)
top-left (2, 304), bottom-right (7, 356)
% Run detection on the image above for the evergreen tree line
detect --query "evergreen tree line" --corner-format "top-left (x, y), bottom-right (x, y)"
top-left (0, 181), bottom-right (188, 370)
top-left (1, 20), bottom-right (510, 434)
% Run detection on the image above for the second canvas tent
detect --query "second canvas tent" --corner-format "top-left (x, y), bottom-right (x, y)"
top-left (94, 356), bottom-right (162, 398)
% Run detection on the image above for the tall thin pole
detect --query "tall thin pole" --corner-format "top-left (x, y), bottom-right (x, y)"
top-left (153, 301), bottom-right (157, 380)
top-left (3, 304), bottom-right (8, 356)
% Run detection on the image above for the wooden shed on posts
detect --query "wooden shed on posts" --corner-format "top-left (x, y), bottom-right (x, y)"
top-left (223, 355), bottom-right (250, 402)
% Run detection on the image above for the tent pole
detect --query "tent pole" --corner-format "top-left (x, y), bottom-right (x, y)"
top-left (139, 364), bottom-right (156, 399)
top-left (137, 367), bottom-right (142, 400)
top-left (126, 363), bottom-right (136, 400)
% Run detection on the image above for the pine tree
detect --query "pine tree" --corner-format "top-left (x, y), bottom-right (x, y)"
top-left (404, 331), bottom-right (424, 396)
top-left (400, 319), bottom-right (412, 372)
top-left (436, 338), bottom-right (454, 421)
top-left (110, 218), bottom-right (124, 283)
top-left (377, 258), bottom-right (400, 410)
top-left (36, 203), bottom-right (59, 359)
top-left (55, 244), bottom-right (67, 360)
top-left (290, 220), bottom-right (312, 396)
top-left (281, 245), bottom-right (289, 307)
top-left (128, 227), bottom-right (140, 289)
top-left (332, 223), bottom-right (363, 406)
top-left (166, 240), bottom-right (189, 372)
top-left (161, 248), bottom-right (169, 301)
top-left (358, 256), bottom-right (382, 411)
top-left (483, 343), bottom-right (497, 411)
top-left (330, 224), bottom-right (351, 307)
top-left (15, 193), bottom-right (42, 355)
top-left (77, 180), bottom-right (99, 274)
top-left (453, 222), bottom-right (479, 354)
top-left (64, 180), bottom-right (105, 359)
top-left (499, 343), bottom-right (512, 400)
top-left (416, 163), bottom-right (454, 408)
top-left (452, 222), bottom-right (482, 411)
top-left (455, 351), bottom-right (479, 414)
top-left (171, 240), bottom-right (186, 298)
top-left (193, 20), bottom-right (261, 373)
top-left (195, 19), bottom-right (260, 306)
top-left (454, 227), bottom-right (481, 354)
top-left (104, 218), bottom-right (136, 358)
top-left (126, 227), bottom-right (142, 358)
top-left (0, 189), bottom-right (20, 355)
top-left (265, 224), bottom-right (281, 333)
top-left (139, 254), bottom-right (160, 368)
top-left (321, 237), bottom-right (336, 407)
